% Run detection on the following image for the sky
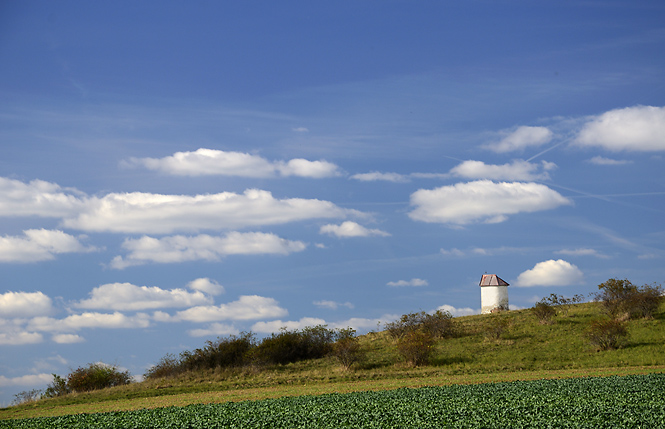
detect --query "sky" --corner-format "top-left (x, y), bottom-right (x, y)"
top-left (1, 0), bottom-right (664, 405)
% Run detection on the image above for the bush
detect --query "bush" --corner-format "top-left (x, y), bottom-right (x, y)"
top-left (484, 316), bottom-right (510, 340)
top-left (331, 328), bottom-right (365, 370)
top-left (539, 293), bottom-right (585, 316)
top-left (66, 362), bottom-right (132, 393)
top-left (11, 389), bottom-right (42, 406)
top-left (42, 374), bottom-right (69, 398)
top-left (396, 330), bottom-right (435, 366)
top-left (585, 319), bottom-right (629, 351)
top-left (595, 278), bottom-right (663, 320)
top-left (254, 325), bottom-right (338, 365)
top-left (385, 310), bottom-right (456, 340)
top-left (179, 332), bottom-right (255, 372)
top-left (531, 301), bottom-right (556, 324)
top-left (144, 354), bottom-right (181, 380)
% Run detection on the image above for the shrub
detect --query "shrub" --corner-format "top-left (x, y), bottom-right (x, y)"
top-left (144, 354), bottom-right (181, 380)
top-left (331, 328), bottom-right (365, 370)
top-left (254, 325), bottom-right (338, 365)
top-left (595, 278), bottom-right (663, 320)
top-left (11, 389), bottom-right (42, 406)
top-left (585, 319), bottom-right (628, 351)
top-left (385, 310), bottom-right (456, 340)
top-left (539, 293), bottom-right (585, 316)
top-left (396, 330), bottom-right (435, 366)
top-left (66, 362), bottom-right (132, 393)
top-left (42, 374), bottom-right (69, 398)
top-left (177, 332), bottom-right (256, 372)
top-left (531, 301), bottom-right (556, 324)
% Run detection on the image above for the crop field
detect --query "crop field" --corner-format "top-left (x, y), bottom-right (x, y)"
top-left (3, 373), bottom-right (664, 428)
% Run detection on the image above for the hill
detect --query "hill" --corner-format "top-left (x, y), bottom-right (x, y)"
top-left (2, 301), bottom-right (664, 420)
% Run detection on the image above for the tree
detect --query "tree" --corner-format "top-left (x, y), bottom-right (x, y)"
top-left (531, 301), bottom-right (556, 324)
top-left (396, 330), bottom-right (435, 366)
top-left (331, 328), bottom-right (365, 370)
top-left (595, 278), bottom-right (663, 320)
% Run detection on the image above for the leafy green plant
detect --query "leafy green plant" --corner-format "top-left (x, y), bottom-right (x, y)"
top-left (66, 362), bottom-right (132, 393)
top-left (385, 310), bottom-right (456, 339)
top-left (595, 278), bottom-right (663, 320)
top-left (253, 325), bottom-right (338, 365)
top-left (42, 374), bottom-right (69, 398)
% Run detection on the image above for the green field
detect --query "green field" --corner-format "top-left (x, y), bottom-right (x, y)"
top-left (2, 302), bottom-right (664, 425)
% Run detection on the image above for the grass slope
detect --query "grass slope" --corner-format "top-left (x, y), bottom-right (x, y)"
top-left (3, 302), bottom-right (664, 420)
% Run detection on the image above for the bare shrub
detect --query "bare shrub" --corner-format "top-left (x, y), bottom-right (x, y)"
top-left (11, 389), bottom-right (42, 406)
top-left (144, 354), bottom-right (181, 380)
top-left (585, 319), bottom-right (628, 351)
top-left (484, 316), bottom-right (510, 340)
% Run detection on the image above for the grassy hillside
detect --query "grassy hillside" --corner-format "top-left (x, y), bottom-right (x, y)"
top-left (3, 301), bottom-right (664, 420)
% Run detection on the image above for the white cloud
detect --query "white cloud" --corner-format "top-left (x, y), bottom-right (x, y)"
top-left (436, 304), bottom-right (478, 317)
top-left (386, 278), bottom-right (428, 287)
top-left (320, 221), bottom-right (390, 238)
top-left (409, 180), bottom-right (572, 225)
top-left (74, 283), bottom-right (213, 311)
top-left (587, 156), bottom-right (633, 165)
top-left (251, 317), bottom-right (327, 333)
top-left (515, 259), bottom-right (584, 287)
top-left (1, 178), bottom-right (360, 234)
top-left (188, 323), bottom-right (239, 338)
top-left (276, 159), bottom-right (342, 178)
top-left (28, 312), bottom-right (151, 332)
top-left (440, 248), bottom-right (465, 257)
top-left (484, 126), bottom-right (553, 153)
top-left (350, 172), bottom-right (409, 182)
top-left (175, 295), bottom-right (288, 323)
top-left (575, 105), bottom-right (665, 151)
top-left (110, 232), bottom-right (307, 268)
top-left (449, 160), bottom-right (556, 181)
top-left (0, 177), bottom-right (84, 218)
top-left (313, 300), bottom-right (354, 310)
top-left (555, 248), bottom-right (608, 258)
top-left (292, 127), bottom-right (309, 133)
top-left (0, 373), bottom-right (52, 387)
top-left (187, 278), bottom-right (225, 296)
top-left (0, 331), bottom-right (43, 346)
top-left (65, 189), bottom-right (355, 234)
top-left (122, 148), bottom-right (341, 178)
top-left (52, 334), bottom-right (85, 344)
top-left (0, 229), bottom-right (98, 263)
top-left (0, 291), bottom-right (53, 318)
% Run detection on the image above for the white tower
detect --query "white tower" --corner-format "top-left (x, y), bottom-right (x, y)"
top-left (479, 274), bottom-right (509, 314)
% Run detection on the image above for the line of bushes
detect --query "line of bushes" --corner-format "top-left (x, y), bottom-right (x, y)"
top-left (145, 326), bottom-right (363, 380)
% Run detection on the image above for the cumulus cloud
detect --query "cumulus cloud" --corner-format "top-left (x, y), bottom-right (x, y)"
top-left (575, 105), bottom-right (665, 152)
top-left (0, 291), bottom-right (53, 318)
top-left (0, 373), bottom-right (53, 387)
top-left (28, 312), bottom-right (151, 333)
top-left (175, 295), bottom-right (288, 323)
top-left (386, 278), bottom-right (428, 287)
top-left (587, 156), bottom-right (633, 165)
top-left (449, 160), bottom-right (556, 181)
top-left (74, 283), bottom-right (213, 311)
top-left (0, 229), bottom-right (98, 263)
top-left (122, 148), bottom-right (341, 178)
top-left (350, 172), bottom-right (409, 182)
top-left (188, 323), bottom-right (239, 338)
top-left (110, 232), bottom-right (307, 268)
top-left (0, 177), bottom-right (84, 218)
top-left (52, 334), bottom-right (85, 344)
top-left (65, 189), bottom-right (355, 234)
top-left (409, 180), bottom-right (572, 225)
top-left (251, 317), bottom-right (327, 333)
top-left (313, 300), bottom-right (354, 310)
top-left (320, 221), bottom-right (390, 238)
top-left (187, 278), bottom-right (225, 296)
top-left (436, 304), bottom-right (478, 317)
top-left (0, 330), bottom-right (43, 346)
top-left (515, 259), bottom-right (584, 287)
top-left (484, 126), bottom-right (553, 153)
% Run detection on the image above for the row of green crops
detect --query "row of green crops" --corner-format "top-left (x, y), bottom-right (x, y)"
top-left (4, 373), bottom-right (664, 428)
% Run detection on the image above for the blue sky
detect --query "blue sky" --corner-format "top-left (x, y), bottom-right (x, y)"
top-left (1, 1), bottom-right (664, 405)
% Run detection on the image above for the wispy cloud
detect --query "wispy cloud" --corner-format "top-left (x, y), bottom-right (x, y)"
top-left (483, 126), bottom-right (553, 153)
top-left (587, 156), bottom-right (633, 165)
top-left (313, 300), bottom-right (354, 310)
top-left (387, 278), bottom-right (428, 287)
top-left (320, 221), bottom-right (390, 238)
top-left (122, 148), bottom-right (342, 178)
